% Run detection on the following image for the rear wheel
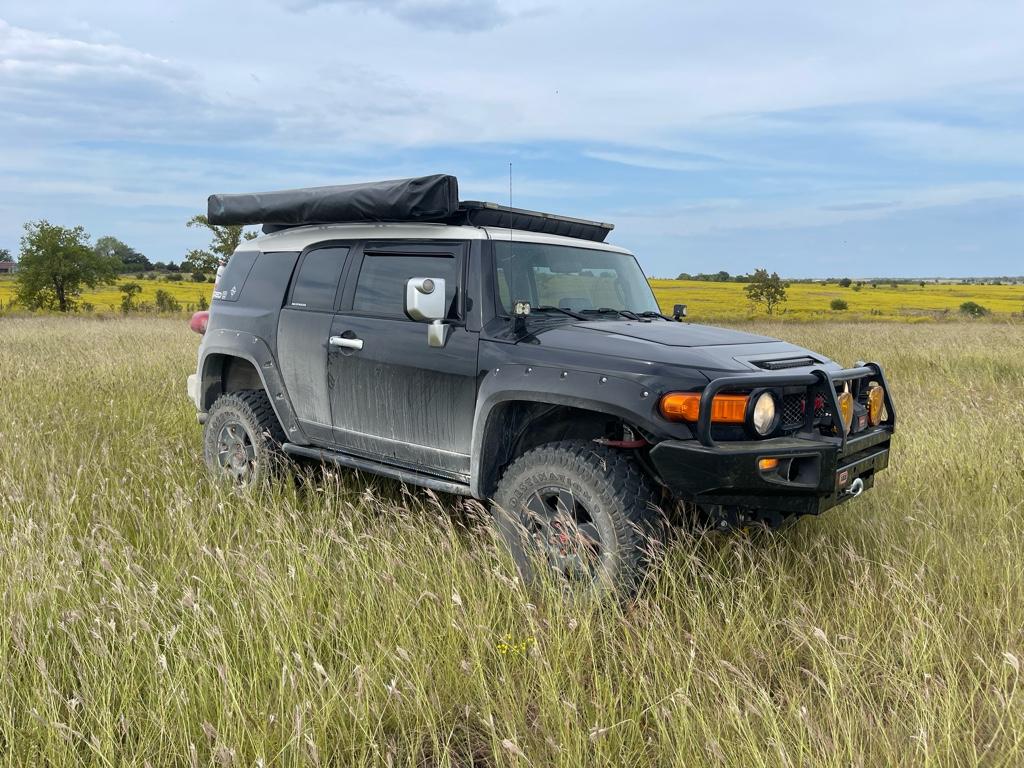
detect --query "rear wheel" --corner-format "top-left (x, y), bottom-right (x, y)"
top-left (492, 440), bottom-right (665, 596)
top-left (203, 390), bottom-right (286, 487)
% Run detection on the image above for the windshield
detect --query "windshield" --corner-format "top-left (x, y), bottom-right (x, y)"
top-left (493, 241), bottom-right (660, 316)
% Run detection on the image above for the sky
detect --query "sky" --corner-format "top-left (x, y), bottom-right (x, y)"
top-left (0, 0), bottom-right (1022, 278)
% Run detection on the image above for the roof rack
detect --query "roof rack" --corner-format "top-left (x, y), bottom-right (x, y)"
top-left (208, 174), bottom-right (614, 243)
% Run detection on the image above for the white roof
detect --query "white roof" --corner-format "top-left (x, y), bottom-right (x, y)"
top-left (249, 222), bottom-right (633, 255)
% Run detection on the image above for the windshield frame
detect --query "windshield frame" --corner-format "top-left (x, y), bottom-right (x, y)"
top-left (490, 239), bottom-right (659, 319)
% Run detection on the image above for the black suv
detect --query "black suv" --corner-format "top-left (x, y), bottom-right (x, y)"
top-left (187, 175), bottom-right (895, 593)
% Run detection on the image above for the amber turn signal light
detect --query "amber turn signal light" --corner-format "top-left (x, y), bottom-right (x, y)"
top-left (867, 384), bottom-right (885, 426)
top-left (758, 457), bottom-right (780, 471)
top-left (838, 391), bottom-right (854, 434)
top-left (659, 392), bottom-right (748, 423)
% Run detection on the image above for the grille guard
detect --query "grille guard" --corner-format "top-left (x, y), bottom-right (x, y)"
top-left (695, 362), bottom-right (896, 448)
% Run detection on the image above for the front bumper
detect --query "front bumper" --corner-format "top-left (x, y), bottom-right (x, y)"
top-left (649, 362), bottom-right (896, 517)
top-left (649, 426), bottom-right (892, 515)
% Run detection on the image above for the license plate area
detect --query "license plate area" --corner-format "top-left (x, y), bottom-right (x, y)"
top-left (834, 447), bottom-right (889, 494)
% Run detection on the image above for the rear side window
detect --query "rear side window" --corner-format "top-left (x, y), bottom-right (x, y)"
top-left (290, 246), bottom-right (350, 311)
top-left (213, 250), bottom-right (258, 302)
top-left (352, 253), bottom-right (459, 319)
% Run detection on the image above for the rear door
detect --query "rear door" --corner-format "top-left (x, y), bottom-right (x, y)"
top-left (277, 242), bottom-right (354, 444)
top-left (328, 241), bottom-right (478, 478)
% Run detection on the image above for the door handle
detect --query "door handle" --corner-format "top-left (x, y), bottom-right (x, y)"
top-left (329, 335), bottom-right (364, 350)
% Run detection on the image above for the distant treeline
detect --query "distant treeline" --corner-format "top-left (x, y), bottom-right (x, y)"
top-left (673, 270), bottom-right (1022, 286)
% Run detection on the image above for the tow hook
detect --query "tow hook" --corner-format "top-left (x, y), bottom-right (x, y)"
top-left (843, 477), bottom-right (865, 498)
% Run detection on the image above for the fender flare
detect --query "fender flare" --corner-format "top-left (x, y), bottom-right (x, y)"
top-left (468, 362), bottom-right (680, 498)
top-left (198, 328), bottom-right (311, 445)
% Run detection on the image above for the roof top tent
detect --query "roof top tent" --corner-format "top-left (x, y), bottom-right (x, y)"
top-left (207, 174), bottom-right (614, 243)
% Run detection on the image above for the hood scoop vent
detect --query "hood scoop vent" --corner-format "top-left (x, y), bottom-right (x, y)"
top-left (754, 356), bottom-right (820, 371)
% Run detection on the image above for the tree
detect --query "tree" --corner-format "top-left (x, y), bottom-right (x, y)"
top-left (15, 221), bottom-right (119, 312)
top-left (959, 301), bottom-right (989, 318)
top-left (154, 289), bottom-right (182, 313)
top-left (838, 277), bottom-right (852, 288)
top-left (94, 236), bottom-right (151, 272)
top-left (744, 268), bottom-right (788, 315)
top-left (120, 282), bottom-right (142, 313)
top-left (185, 215), bottom-right (258, 273)
top-left (0, 247), bottom-right (11, 262)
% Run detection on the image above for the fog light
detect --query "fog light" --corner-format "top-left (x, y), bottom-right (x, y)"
top-left (751, 392), bottom-right (777, 436)
top-left (867, 384), bottom-right (885, 426)
top-left (838, 391), bottom-right (854, 434)
top-left (758, 457), bottom-right (780, 471)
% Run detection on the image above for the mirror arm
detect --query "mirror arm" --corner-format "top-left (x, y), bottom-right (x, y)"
top-left (427, 319), bottom-right (450, 348)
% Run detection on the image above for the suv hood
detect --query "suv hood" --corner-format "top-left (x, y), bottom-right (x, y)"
top-left (573, 320), bottom-right (772, 347)
top-left (521, 319), bottom-right (837, 376)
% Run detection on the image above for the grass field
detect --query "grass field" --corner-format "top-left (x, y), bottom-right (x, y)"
top-left (2, 317), bottom-right (1023, 765)
top-left (3, 274), bottom-right (1023, 321)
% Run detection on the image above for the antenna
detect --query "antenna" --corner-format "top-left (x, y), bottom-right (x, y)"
top-left (508, 162), bottom-right (513, 246)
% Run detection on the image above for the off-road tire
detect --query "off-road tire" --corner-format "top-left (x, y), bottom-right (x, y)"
top-left (203, 389), bottom-right (287, 487)
top-left (492, 439), bottom-right (666, 596)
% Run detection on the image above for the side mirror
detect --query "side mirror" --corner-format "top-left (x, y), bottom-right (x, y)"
top-left (405, 277), bottom-right (449, 347)
top-left (673, 303), bottom-right (688, 321)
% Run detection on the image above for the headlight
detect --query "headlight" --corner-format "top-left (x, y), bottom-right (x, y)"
top-left (838, 390), bottom-right (854, 434)
top-left (751, 392), bottom-right (777, 436)
top-left (867, 384), bottom-right (885, 426)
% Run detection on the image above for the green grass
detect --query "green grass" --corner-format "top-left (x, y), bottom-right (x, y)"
top-left (1, 317), bottom-right (1024, 765)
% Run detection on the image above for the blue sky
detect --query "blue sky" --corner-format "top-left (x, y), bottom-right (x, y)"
top-left (0, 0), bottom-right (1022, 277)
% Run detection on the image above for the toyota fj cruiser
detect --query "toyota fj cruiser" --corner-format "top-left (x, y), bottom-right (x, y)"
top-left (187, 175), bottom-right (895, 593)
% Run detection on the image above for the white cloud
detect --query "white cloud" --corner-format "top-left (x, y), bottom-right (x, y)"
top-left (609, 182), bottom-right (1024, 237)
top-left (285, 0), bottom-right (523, 31)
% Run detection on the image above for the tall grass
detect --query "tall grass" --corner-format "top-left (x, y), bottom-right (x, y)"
top-left (1, 317), bottom-right (1022, 766)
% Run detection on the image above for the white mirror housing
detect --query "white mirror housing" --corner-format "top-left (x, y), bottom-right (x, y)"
top-left (406, 277), bottom-right (447, 322)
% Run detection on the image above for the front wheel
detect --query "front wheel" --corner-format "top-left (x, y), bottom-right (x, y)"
top-left (203, 390), bottom-right (287, 487)
top-left (492, 440), bottom-right (666, 596)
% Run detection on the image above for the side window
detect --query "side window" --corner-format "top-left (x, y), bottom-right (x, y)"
top-left (352, 253), bottom-right (459, 319)
top-left (289, 246), bottom-right (350, 311)
top-left (213, 250), bottom-right (259, 302)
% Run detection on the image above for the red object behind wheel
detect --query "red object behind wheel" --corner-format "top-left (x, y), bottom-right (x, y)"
top-left (189, 310), bottom-right (209, 335)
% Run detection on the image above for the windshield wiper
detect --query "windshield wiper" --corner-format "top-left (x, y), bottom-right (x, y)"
top-left (532, 305), bottom-right (588, 320)
top-left (581, 307), bottom-right (674, 322)
top-left (580, 307), bottom-right (642, 320)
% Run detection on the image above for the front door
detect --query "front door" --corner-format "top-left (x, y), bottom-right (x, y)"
top-left (328, 242), bottom-right (479, 479)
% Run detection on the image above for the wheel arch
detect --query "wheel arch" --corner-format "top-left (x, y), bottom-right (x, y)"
top-left (471, 393), bottom-right (650, 499)
top-left (198, 337), bottom-right (310, 445)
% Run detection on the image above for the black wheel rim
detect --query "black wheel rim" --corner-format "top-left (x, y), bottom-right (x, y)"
top-left (521, 485), bottom-right (602, 581)
top-left (216, 421), bottom-right (256, 484)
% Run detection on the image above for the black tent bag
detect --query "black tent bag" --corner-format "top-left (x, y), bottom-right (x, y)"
top-left (207, 174), bottom-right (459, 227)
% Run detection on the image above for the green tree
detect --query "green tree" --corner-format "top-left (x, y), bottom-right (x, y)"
top-left (94, 236), bottom-right (150, 272)
top-left (15, 221), bottom-right (119, 312)
top-left (959, 301), bottom-right (989, 318)
top-left (0, 247), bottom-right (11, 262)
top-left (154, 289), bottom-right (182, 313)
top-left (185, 215), bottom-right (257, 273)
top-left (120, 282), bottom-right (142, 313)
top-left (744, 268), bottom-right (788, 315)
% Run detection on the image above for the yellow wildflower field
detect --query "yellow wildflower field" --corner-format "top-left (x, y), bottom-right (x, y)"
top-left (651, 279), bottom-right (1024, 322)
top-left (0, 275), bottom-right (214, 312)
top-left (1, 274), bottom-right (1021, 321)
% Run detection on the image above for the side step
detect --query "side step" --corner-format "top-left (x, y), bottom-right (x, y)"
top-left (281, 443), bottom-right (473, 497)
